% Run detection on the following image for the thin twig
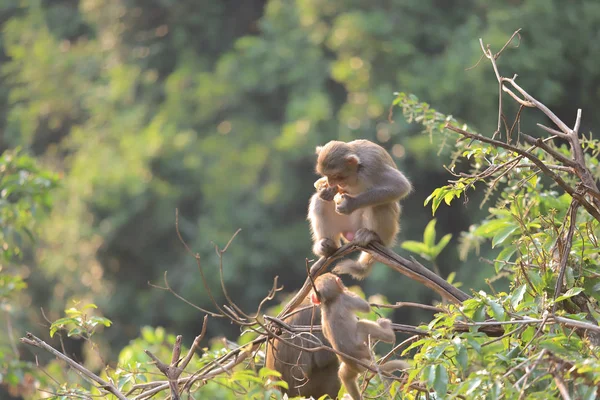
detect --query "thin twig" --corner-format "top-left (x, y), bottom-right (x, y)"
top-left (552, 200), bottom-right (580, 310)
top-left (20, 333), bottom-right (127, 400)
top-left (445, 123), bottom-right (600, 222)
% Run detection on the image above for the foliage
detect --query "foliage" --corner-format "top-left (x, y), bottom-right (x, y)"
top-left (0, 148), bottom-right (57, 398)
top-left (0, 148), bottom-right (57, 263)
top-left (36, 310), bottom-right (290, 399)
top-left (402, 219), bottom-right (453, 262)
top-left (49, 302), bottom-right (112, 339)
top-left (392, 91), bottom-right (600, 399)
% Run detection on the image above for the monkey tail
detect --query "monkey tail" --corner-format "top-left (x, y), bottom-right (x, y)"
top-left (332, 252), bottom-right (374, 280)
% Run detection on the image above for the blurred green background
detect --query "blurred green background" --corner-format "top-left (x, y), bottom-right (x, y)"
top-left (2, 0), bottom-right (600, 390)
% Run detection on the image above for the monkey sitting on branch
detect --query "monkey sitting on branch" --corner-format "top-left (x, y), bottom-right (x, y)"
top-left (308, 139), bottom-right (412, 280)
top-left (310, 273), bottom-right (409, 400)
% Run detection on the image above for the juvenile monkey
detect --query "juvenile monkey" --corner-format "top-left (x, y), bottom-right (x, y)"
top-left (308, 139), bottom-right (412, 279)
top-left (265, 298), bottom-right (341, 398)
top-left (310, 273), bottom-right (409, 400)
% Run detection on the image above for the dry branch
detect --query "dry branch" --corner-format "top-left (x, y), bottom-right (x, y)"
top-left (20, 333), bottom-right (128, 400)
top-left (277, 241), bottom-right (470, 322)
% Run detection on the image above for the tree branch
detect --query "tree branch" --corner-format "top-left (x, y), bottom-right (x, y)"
top-left (20, 333), bottom-right (127, 400)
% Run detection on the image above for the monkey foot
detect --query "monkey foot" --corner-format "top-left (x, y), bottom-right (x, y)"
top-left (313, 238), bottom-right (338, 257)
top-left (354, 228), bottom-right (381, 247)
top-left (332, 259), bottom-right (371, 280)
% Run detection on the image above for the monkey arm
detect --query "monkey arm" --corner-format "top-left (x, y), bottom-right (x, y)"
top-left (352, 169), bottom-right (411, 209)
top-left (356, 319), bottom-right (396, 343)
top-left (342, 293), bottom-right (371, 313)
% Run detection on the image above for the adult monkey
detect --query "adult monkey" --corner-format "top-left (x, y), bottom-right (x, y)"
top-left (265, 299), bottom-right (341, 398)
top-left (310, 273), bottom-right (408, 400)
top-left (308, 140), bottom-right (412, 279)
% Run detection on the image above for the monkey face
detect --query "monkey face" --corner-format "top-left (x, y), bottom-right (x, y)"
top-left (315, 142), bottom-right (360, 189)
top-left (311, 273), bottom-right (346, 304)
top-left (319, 161), bottom-right (360, 189)
top-left (325, 171), bottom-right (351, 189)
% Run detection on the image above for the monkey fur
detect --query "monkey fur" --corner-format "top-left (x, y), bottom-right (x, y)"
top-left (265, 299), bottom-right (341, 398)
top-left (308, 140), bottom-right (412, 280)
top-left (311, 273), bottom-right (409, 400)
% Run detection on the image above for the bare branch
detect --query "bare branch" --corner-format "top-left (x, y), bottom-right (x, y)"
top-left (573, 109), bottom-right (582, 135)
top-left (536, 123), bottom-right (570, 139)
top-left (505, 78), bottom-right (572, 134)
top-left (20, 333), bottom-right (127, 400)
top-left (552, 200), bottom-right (580, 309)
top-left (501, 84), bottom-right (535, 107)
top-left (521, 134), bottom-right (578, 168)
top-left (445, 123), bottom-right (600, 222)
top-left (372, 301), bottom-right (443, 313)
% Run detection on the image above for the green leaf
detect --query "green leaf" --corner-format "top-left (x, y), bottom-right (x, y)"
top-left (432, 233), bottom-right (452, 258)
top-left (510, 285), bottom-right (527, 309)
top-left (467, 337), bottom-right (481, 353)
top-left (464, 376), bottom-right (483, 395)
top-left (89, 316), bottom-right (113, 327)
top-left (68, 327), bottom-right (84, 337)
top-left (554, 287), bottom-right (584, 303)
top-left (486, 300), bottom-right (505, 321)
top-left (474, 219), bottom-right (512, 238)
top-left (259, 368), bottom-right (281, 379)
top-left (401, 240), bottom-right (430, 258)
top-left (491, 224), bottom-right (518, 248)
top-left (118, 375), bottom-right (132, 390)
top-left (423, 219), bottom-right (437, 248)
top-left (433, 364), bottom-right (448, 396)
top-left (456, 343), bottom-right (468, 372)
top-left (424, 364), bottom-right (436, 389)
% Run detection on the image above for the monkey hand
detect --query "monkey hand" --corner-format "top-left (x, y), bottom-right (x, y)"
top-left (334, 193), bottom-right (356, 215)
top-left (377, 318), bottom-right (392, 330)
top-left (315, 177), bottom-right (338, 201)
top-left (318, 185), bottom-right (338, 201)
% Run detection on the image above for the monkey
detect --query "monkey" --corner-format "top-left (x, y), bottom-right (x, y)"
top-left (265, 298), bottom-right (341, 398)
top-left (308, 139), bottom-right (412, 280)
top-left (310, 273), bottom-right (409, 400)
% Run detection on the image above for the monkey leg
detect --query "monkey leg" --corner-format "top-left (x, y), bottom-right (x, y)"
top-left (333, 203), bottom-right (400, 279)
top-left (339, 362), bottom-right (363, 400)
top-left (362, 204), bottom-right (400, 247)
top-left (331, 227), bottom-right (377, 279)
top-left (332, 253), bottom-right (375, 280)
top-left (308, 193), bottom-right (350, 257)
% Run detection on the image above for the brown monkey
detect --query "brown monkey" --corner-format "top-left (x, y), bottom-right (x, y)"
top-left (310, 273), bottom-right (408, 400)
top-left (265, 298), bottom-right (341, 398)
top-left (308, 140), bottom-right (412, 279)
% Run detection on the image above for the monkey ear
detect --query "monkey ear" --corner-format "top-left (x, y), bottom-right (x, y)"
top-left (310, 292), bottom-right (321, 305)
top-left (345, 154), bottom-right (360, 165)
top-left (315, 146), bottom-right (323, 155)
